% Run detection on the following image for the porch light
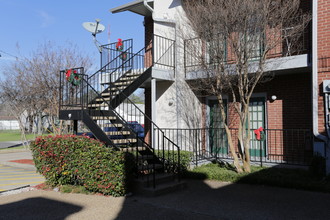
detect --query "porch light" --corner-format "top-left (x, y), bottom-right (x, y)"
top-left (168, 99), bottom-right (174, 106)
top-left (271, 95), bottom-right (277, 101)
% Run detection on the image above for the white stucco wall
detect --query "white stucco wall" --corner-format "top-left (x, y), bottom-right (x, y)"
top-left (152, 0), bottom-right (203, 129)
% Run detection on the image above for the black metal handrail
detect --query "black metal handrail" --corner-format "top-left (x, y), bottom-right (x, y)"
top-left (59, 67), bottom-right (88, 111)
top-left (158, 127), bottom-right (313, 166)
top-left (59, 35), bottom-right (180, 187)
top-left (153, 34), bottom-right (175, 69)
top-left (184, 18), bottom-right (311, 75)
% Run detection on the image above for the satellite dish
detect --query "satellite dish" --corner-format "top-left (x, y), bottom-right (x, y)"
top-left (82, 20), bottom-right (105, 36)
top-left (82, 19), bottom-right (105, 52)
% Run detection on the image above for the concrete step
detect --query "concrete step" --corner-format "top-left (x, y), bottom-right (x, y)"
top-left (112, 138), bottom-right (137, 144)
top-left (99, 123), bottom-right (123, 128)
top-left (88, 103), bottom-right (108, 108)
top-left (95, 97), bottom-right (111, 102)
top-left (119, 146), bottom-right (147, 152)
top-left (91, 116), bottom-right (116, 120)
top-left (114, 81), bottom-right (133, 86)
top-left (120, 75), bottom-right (139, 81)
top-left (101, 91), bottom-right (119, 97)
top-left (137, 164), bottom-right (163, 172)
top-left (105, 131), bottom-right (130, 136)
top-left (135, 178), bottom-right (186, 197)
top-left (135, 173), bottom-right (175, 187)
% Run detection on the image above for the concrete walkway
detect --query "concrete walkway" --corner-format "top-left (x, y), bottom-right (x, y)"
top-left (1, 149), bottom-right (330, 219)
top-left (1, 179), bottom-right (330, 220)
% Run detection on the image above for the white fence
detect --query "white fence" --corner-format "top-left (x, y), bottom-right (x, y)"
top-left (0, 120), bottom-right (20, 130)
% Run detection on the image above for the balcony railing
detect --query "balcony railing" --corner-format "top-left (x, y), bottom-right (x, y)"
top-left (184, 20), bottom-right (311, 75)
top-left (157, 128), bottom-right (314, 167)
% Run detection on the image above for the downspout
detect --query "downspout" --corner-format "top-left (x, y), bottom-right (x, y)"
top-left (312, 0), bottom-right (327, 143)
top-left (144, 0), bottom-right (179, 130)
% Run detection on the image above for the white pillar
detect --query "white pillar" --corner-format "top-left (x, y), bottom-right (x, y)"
top-left (151, 78), bottom-right (157, 148)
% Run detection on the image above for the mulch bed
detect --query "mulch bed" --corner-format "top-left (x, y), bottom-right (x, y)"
top-left (9, 159), bottom-right (34, 165)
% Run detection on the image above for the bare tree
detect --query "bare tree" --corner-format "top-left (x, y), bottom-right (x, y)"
top-left (0, 42), bottom-right (91, 136)
top-left (183, 0), bottom-right (310, 172)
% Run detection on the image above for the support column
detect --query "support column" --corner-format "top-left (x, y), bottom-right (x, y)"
top-left (151, 79), bottom-right (157, 148)
top-left (73, 120), bottom-right (78, 135)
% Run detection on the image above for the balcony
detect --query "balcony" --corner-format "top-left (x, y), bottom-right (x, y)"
top-left (184, 22), bottom-right (311, 79)
top-left (99, 35), bottom-right (175, 83)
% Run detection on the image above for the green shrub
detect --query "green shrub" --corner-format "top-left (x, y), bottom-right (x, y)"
top-left (155, 150), bottom-right (192, 172)
top-left (30, 135), bottom-right (134, 197)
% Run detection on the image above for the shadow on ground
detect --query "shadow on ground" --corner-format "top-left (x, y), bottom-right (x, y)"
top-left (114, 167), bottom-right (330, 220)
top-left (0, 197), bottom-right (82, 220)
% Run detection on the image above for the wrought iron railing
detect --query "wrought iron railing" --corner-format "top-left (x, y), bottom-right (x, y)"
top-left (158, 127), bottom-right (313, 166)
top-left (153, 34), bottom-right (175, 69)
top-left (100, 39), bottom-right (133, 70)
top-left (184, 19), bottom-right (311, 75)
top-left (59, 35), bottom-right (179, 187)
top-left (59, 67), bottom-right (88, 111)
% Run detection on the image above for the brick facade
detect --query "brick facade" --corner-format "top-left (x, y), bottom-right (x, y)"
top-left (317, 0), bottom-right (330, 134)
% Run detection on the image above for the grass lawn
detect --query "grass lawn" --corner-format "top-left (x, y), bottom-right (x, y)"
top-left (0, 130), bottom-right (36, 142)
top-left (184, 162), bottom-right (330, 193)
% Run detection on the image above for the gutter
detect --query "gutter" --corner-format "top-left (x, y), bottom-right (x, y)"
top-left (143, 0), bottom-right (180, 129)
top-left (312, 0), bottom-right (328, 142)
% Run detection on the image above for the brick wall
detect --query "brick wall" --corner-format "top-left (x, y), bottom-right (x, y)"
top-left (144, 16), bottom-right (153, 67)
top-left (317, 0), bottom-right (330, 134)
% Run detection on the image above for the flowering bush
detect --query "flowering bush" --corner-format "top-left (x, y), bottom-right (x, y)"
top-left (30, 135), bottom-right (134, 197)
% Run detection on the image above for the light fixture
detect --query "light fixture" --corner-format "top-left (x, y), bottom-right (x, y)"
top-left (168, 98), bottom-right (174, 106)
top-left (271, 95), bottom-right (277, 101)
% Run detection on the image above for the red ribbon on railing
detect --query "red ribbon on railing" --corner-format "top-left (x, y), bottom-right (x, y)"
top-left (254, 127), bottom-right (264, 140)
top-left (116, 38), bottom-right (123, 51)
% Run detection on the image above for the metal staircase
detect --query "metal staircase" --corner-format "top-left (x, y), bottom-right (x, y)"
top-left (59, 36), bottom-right (185, 195)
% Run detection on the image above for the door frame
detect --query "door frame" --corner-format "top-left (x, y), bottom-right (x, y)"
top-left (249, 93), bottom-right (268, 158)
top-left (206, 96), bottom-right (228, 155)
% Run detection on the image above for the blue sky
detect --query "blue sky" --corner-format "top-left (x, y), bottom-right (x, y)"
top-left (0, 0), bottom-right (144, 75)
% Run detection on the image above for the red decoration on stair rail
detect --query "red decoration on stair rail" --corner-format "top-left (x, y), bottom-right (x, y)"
top-left (254, 127), bottom-right (264, 140)
top-left (116, 38), bottom-right (123, 51)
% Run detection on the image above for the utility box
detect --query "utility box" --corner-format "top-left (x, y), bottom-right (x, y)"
top-left (323, 80), bottom-right (330, 93)
top-left (313, 141), bottom-right (325, 157)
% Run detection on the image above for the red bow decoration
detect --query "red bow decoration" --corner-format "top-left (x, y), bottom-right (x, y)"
top-left (65, 69), bottom-right (72, 80)
top-left (116, 38), bottom-right (123, 51)
top-left (254, 127), bottom-right (264, 140)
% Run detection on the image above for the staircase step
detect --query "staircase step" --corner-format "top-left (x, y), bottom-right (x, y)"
top-left (137, 164), bottom-right (163, 172)
top-left (136, 180), bottom-right (187, 197)
top-left (105, 131), bottom-right (130, 136)
top-left (112, 138), bottom-right (137, 144)
top-left (95, 97), bottom-right (110, 102)
top-left (88, 103), bottom-right (108, 108)
top-left (99, 123), bottom-right (123, 128)
top-left (135, 173), bottom-right (175, 187)
top-left (120, 76), bottom-right (139, 81)
top-left (120, 146), bottom-right (147, 152)
top-left (110, 85), bottom-right (126, 90)
top-left (137, 155), bottom-right (157, 161)
top-left (101, 91), bottom-right (119, 97)
top-left (91, 116), bottom-right (116, 120)
top-left (113, 81), bottom-right (133, 86)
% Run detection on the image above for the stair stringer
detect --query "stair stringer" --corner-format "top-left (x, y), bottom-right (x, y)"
top-left (110, 67), bottom-right (152, 109)
top-left (81, 110), bottom-right (116, 148)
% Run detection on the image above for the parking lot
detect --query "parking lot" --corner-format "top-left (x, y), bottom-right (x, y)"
top-left (0, 150), bottom-right (44, 192)
top-left (0, 164), bottom-right (44, 192)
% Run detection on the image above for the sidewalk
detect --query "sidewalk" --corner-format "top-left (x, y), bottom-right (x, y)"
top-left (1, 149), bottom-right (330, 219)
top-left (1, 179), bottom-right (330, 220)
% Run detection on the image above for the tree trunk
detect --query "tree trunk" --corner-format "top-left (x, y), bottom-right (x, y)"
top-left (224, 125), bottom-right (243, 173)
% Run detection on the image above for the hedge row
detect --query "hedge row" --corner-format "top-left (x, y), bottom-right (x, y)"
top-left (30, 135), bottom-right (134, 197)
